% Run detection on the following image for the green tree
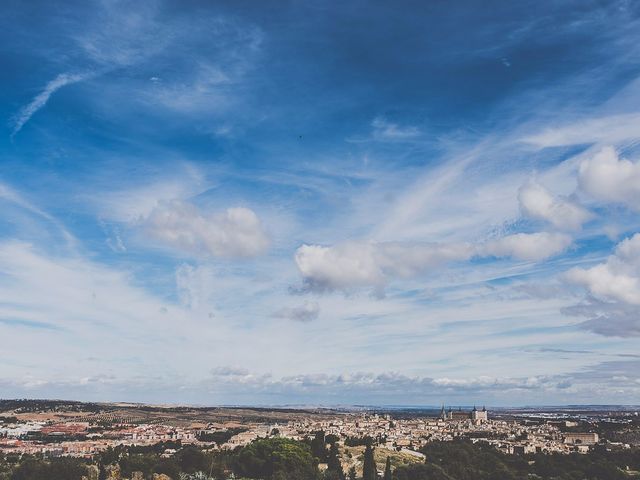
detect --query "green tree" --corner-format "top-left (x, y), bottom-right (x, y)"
top-left (118, 453), bottom-right (157, 478)
top-left (311, 430), bottom-right (328, 461)
top-left (393, 463), bottom-right (453, 480)
top-left (153, 457), bottom-right (180, 479)
top-left (177, 446), bottom-right (207, 474)
top-left (362, 444), bottom-right (376, 480)
top-left (325, 442), bottom-right (345, 480)
top-left (11, 458), bottom-right (87, 480)
top-left (383, 457), bottom-right (391, 480)
top-left (233, 437), bottom-right (319, 480)
top-left (325, 434), bottom-right (340, 445)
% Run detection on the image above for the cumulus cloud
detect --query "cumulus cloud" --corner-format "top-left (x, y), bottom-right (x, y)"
top-left (203, 369), bottom-right (582, 400)
top-left (564, 234), bottom-right (640, 337)
top-left (11, 72), bottom-right (91, 137)
top-left (273, 301), bottom-right (320, 322)
top-left (143, 200), bottom-right (269, 258)
top-left (518, 180), bottom-right (591, 231)
top-left (7, 361), bottom-right (639, 405)
top-left (480, 232), bottom-right (573, 262)
top-left (295, 243), bottom-right (384, 292)
top-left (295, 233), bottom-right (571, 292)
top-left (294, 241), bottom-right (474, 292)
top-left (578, 146), bottom-right (640, 210)
top-left (566, 233), bottom-right (640, 306)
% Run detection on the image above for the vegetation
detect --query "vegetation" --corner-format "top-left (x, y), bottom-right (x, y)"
top-left (362, 444), bottom-right (376, 480)
top-left (1, 437), bottom-right (640, 480)
top-left (383, 456), bottom-right (392, 480)
top-left (8, 457), bottom-right (88, 480)
top-left (232, 437), bottom-right (319, 480)
top-left (326, 441), bottom-right (345, 480)
top-left (389, 440), bottom-right (640, 480)
top-left (196, 428), bottom-right (246, 445)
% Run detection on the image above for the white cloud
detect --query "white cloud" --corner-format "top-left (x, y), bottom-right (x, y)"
top-left (295, 243), bottom-right (386, 292)
top-left (199, 368), bottom-right (588, 402)
top-left (73, 0), bottom-right (170, 67)
top-left (176, 263), bottom-right (209, 311)
top-left (566, 233), bottom-right (640, 305)
top-left (0, 181), bottom-right (76, 246)
top-left (481, 232), bottom-right (572, 262)
top-left (295, 233), bottom-right (570, 292)
top-left (0, 241), bottom-right (196, 383)
top-left (518, 180), bottom-right (591, 231)
top-left (294, 241), bottom-right (474, 292)
top-left (273, 301), bottom-right (320, 322)
top-left (562, 299), bottom-right (640, 337)
top-left (211, 366), bottom-right (252, 377)
top-left (522, 113), bottom-right (640, 148)
top-left (11, 72), bottom-right (91, 137)
top-left (143, 200), bottom-right (269, 258)
top-left (371, 116), bottom-right (420, 140)
top-left (578, 146), bottom-right (640, 210)
top-left (98, 165), bottom-right (206, 222)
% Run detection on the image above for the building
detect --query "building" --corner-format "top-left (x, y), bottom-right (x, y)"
top-left (563, 432), bottom-right (599, 445)
top-left (471, 406), bottom-right (488, 424)
top-left (439, 405), bottom-right (488, 424)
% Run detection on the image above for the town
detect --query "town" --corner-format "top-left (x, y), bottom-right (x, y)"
top-left (0, 401), bottom-right (633, 460)
top-left (2, 400), bottom-right (640, 479)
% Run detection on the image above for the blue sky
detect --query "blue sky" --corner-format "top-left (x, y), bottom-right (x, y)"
top-left (1, 0), bottom-right (640, 406)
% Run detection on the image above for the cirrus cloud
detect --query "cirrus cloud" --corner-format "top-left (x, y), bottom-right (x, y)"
top-left (11, 72), bottom-right (92, 137)
top-left (480, 232), bottom-right (573, 262)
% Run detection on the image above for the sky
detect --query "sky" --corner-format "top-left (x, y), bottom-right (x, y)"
top-left (1, 0), bottom-right (640, 407)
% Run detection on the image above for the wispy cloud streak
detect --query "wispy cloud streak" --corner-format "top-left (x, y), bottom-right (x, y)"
top-left (11, 72), bottom-right (91, 137)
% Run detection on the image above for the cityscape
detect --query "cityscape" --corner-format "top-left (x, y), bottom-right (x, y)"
top-left (2, 0), bottom-right (640, 478)
top-left (1, 400), bottom-right (639, 479)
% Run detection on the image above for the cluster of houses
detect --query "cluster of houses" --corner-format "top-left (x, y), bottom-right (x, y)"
top-left (0, 406), bottom-right (607, 459)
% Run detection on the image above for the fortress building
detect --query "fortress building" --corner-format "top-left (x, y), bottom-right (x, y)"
top-left (439, 405), bottom-right (488, 424)
top-left (471, 405), bottom-right (488, 424)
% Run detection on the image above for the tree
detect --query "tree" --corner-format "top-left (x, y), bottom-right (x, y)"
top-left (383, 457), bottom-right (391, 480)
top-left (177, 446), bottom-right (207, 474)
top-left (233, 437), bottom-right (319, 480)
top-left (325, 434), bottom-right (340, 445)
top-left (11, 457), bottom-right (88, 480)
top-left (311, 430), bottom-right (328, 461)
top-left (325, 442), bottom-right (345, 480)
top-left (393, 463), bottom-right (453, 480)
top-left (362, 444), bottom-right (376, 480)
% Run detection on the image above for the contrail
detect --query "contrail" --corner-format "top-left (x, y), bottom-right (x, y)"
top-left (10, 72), bottom-right (90, 138)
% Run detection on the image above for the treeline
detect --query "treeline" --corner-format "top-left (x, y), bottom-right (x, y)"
top-left (0, 400), bottom-right (106, 413)
top-left (196, 428), bottom-right (247, 445)
top-left (2, 437), bottom-right (640, 480)
top-left (396, 440), bottom-right (640, 480)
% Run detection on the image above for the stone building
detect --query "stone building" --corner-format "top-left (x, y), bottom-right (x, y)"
top-left (439, 405), bottom-right (489, 424)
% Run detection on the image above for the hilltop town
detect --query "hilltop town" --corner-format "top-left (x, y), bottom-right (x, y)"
top-left (1, 400), bottom-right (637, 463)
